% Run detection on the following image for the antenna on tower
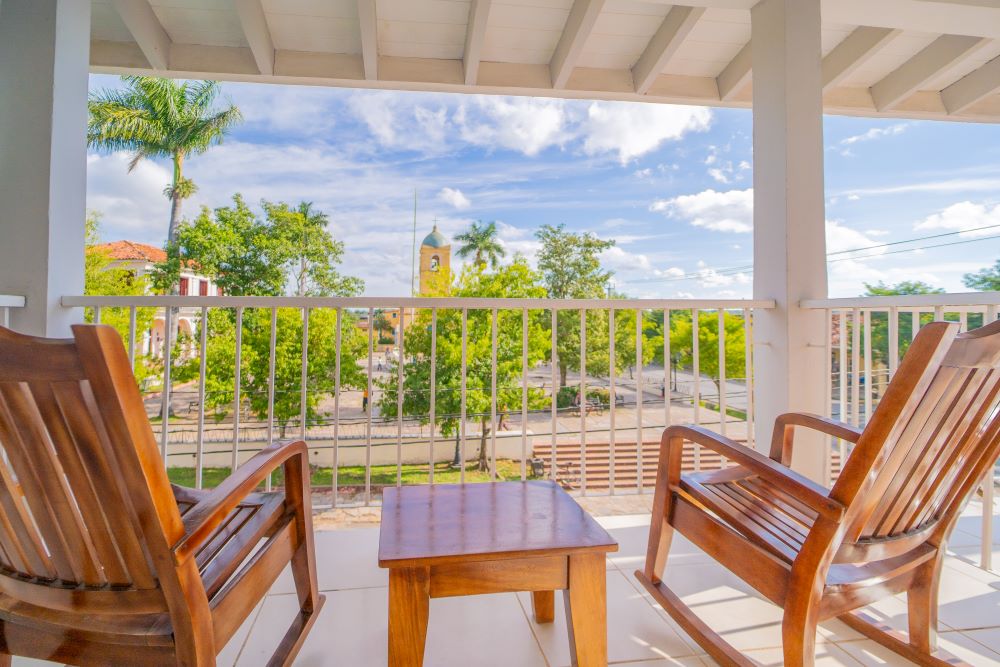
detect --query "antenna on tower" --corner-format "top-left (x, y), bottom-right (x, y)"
top-left (410, 189), bottom-right (417, 296)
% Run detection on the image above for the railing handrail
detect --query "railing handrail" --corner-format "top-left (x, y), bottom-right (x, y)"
top-left (63, 295), bottom-right (777, 309)
top-left (0, 295), bottom-right (25, 308)
top-left (802, 292), bottom-right (1000, 309)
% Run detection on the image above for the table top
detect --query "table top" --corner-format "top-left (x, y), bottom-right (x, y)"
top-left (378, 481), bottom-right (618, 568)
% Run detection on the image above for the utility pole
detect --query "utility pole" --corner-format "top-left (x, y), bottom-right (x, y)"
top-left (410, 189), bottom-right (418, 296)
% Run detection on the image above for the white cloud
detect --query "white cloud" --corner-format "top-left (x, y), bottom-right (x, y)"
top-left (457, 97), bottom-right (570, 156)
top-left (347, 92), bottom-right (451, 154)
top-left (915, 201), bottom-right (1000, 236)
top-left (650, 188), bottom-right (753, 233)
top-left (840, 123), bottom-right (909, 147)
top-left (581, 102), bottom-right (711, 164)
top-left (826, 220), bottom-right (884, 258)
top-left (86, 153), bottom-right (174, 239)
top-left (840, 177), bottom-right (1000, 198)
top-left (438, 187), bottom-right (471, 210)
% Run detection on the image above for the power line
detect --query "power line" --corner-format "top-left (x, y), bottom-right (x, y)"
top-left (621, 223), bottom-right (1000, 285)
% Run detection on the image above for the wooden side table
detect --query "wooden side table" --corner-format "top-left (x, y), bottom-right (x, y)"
top-left (378, 481), bottom-right (618, 667)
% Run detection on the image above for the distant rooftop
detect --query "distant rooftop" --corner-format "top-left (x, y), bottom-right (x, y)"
top-left (422, 226), bottom-right (449, 249)
top-left (96, 240), bottom-right (166, 263)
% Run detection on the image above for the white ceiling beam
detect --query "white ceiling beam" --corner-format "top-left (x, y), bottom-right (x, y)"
top-left (463, 0), bottom-right (492, 86)
top-left (822, 27), bottom-right (900, 91)
top-left (550, 0), bottom-right (607, 90)
top-left (632, 6), bottom-right (705, 95)
top-left (870, 34), bottom-right (989, 110)
top-left (357, 0), bottom-right (378, 80)
top-left (234, 0), bottom-right (274, 76)
top-left (716, 42), bottom-right (751, 101)
top-left (941, 55), bottom-right (1000, 113)
top-left (111, 0), bottom-right (171, 71)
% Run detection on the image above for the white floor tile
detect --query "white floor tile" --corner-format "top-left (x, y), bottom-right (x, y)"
top-left (739, 643), bottom-right (860, 666)
top-left (517, 569), bottom-right (699, 667)
top-left (272, 527), bottom-right (388, 595)
top-left (835, 631), bottom-right (1000, 666)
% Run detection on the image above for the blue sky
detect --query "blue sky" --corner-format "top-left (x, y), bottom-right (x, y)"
top-left (86, 73), bottom-right (1000, 298)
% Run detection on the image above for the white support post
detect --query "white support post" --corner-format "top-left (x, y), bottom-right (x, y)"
top-left (751, 0), bottom-right (829, 483)
top-left (0, 0), bottom-right (89, 336)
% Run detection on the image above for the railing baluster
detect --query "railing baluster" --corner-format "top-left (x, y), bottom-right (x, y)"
top-left (888, 306), bottom-right (899, 380)
top-left (550, 308), bottom-right (558, 481)
top-left (934, 305), bottom-right (944, 322)
top-left (520, 308), bottom-right (527, 482)
top-left (863, 309), bottom-right (872, 424)
top-left (128, 305), bottom-right (137, 370)
top-left (196, 306), bottom-right (208, 489)
top-left (609, 308), bottom-right (616, 495)
top-left (743, 308), bottom-right (754, 450)
top-left (300, 307), bottom-right (309, 442)
top-left (851, 308), bottom-right (861, 428)
top-left (692, 308), bottom-right (700, 471)
top-left (824, 307), bottom-right (832, 483)
top-left (397, 306), bottom-right (404, 488)
top-left (664, 308), bottom-right (671, 437)
top-left (460, 307), bottom-right (468, 484)
top-left (490, 307), bottom-right (498, 482)
top-left (718, 309), bottom-right (727, 438)
top-left (430, 308), bottom-right (437, 484)
top-left (266, 308), bottom-right (277, 492)
top-left (160, 305), bottom-right (173, 465)
top-left (912, 309), bottom-right (920, 340)
top-left (580, 308), bottom-right (587, 495)
top-left (93, 305), bottom-right (101, 324)
top-left (636, 309), bottom-right (644, 491)
top-left (365, 307), bottom-right (373, 505)
top-left (984, 303), bottom-right (998, 571)
top-left (231, 307), bottom-right (243, 472)
top-left (332, 308), bottom-right (342, 507)
top-left (837, 310), bottom-right (847, 471)
top-left (960, 310), bottom-right (968, 333)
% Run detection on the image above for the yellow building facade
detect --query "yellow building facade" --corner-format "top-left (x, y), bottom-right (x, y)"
top-left (419, 225), bottom-right (451, 295)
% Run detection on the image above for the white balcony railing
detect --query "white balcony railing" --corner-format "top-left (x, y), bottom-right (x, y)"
top-left (805, 292), bottom-right (1000, 571)
top-left (62, 295), bottom-right (771, 507)
top-left (0, 295), bottom-right (24, 328)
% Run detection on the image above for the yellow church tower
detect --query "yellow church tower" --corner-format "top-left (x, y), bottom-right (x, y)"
top-left (419, 225), bottom-right (451, 295)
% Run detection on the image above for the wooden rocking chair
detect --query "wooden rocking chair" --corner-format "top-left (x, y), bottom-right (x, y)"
top-left (0, 324), bottom-right (325, 666)
top-left (636, 319), bottom-right (1000, 666)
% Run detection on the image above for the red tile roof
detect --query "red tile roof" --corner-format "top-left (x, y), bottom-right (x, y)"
top-left (96, 240), bottom-right (167, 263)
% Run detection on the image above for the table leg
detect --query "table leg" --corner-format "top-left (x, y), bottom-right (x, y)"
top-left (564, 553), bottom-right (607, 667)
top-left (388, 567), bottom-right (430, 667)
top-left (531, 590), bottom-right (555, 623)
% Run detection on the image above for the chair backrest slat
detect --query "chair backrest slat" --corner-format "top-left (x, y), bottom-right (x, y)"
top-left (834, 320), bottom-right (1000, 557)
top-left (0, 325), bottom-right (183, 610)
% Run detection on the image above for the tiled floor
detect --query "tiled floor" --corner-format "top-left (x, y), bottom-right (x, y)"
top-left (13, 506), bottom-right (1000, 666)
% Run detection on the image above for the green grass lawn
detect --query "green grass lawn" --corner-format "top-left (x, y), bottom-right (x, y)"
top-left (167, 459), bottom-right (533, 490)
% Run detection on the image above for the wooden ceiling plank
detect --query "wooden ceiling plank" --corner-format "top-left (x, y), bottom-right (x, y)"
top-left (111, 0), bottom-right (171, 71)
top-left (870, 33), bottom-right (989, 110)
top-left (358, 0), bottom-right (378, 80)
top-left (941, 54), bottom-right (1000, 113)
top-left (632, 6), bottom-right (706, 95)
top-left (234, 0), bottom-right (274, 76)
top-left (550, 0), bottom-right (608, 90)
top-left (464, 0), bottom-right (493, 86)
top-left (716, 41), bottom-right (751, 101)
top-left (822, 26), bottom-right (901, 91)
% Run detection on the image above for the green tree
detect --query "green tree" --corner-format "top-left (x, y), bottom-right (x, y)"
top-left (535, 224), bottom-right (616, 387)
top-left (84, 211), bottom-right (157, 383)
top-left (662, 310), bottom-right (746, 399)
top-left (265, 201), bottom-right (364, 297)
top-left (178, 308), bottom-right (367, 435)
top-left (372, 309), bottom-right (393, 343)
top-left (455, 220), bottom-right (505, 269)
top-left (378, 259), bottom-right (549, 472)
top-left (964, 261), bottom-right (1000, 291)
top-left (87, 77), bottom-right (242, 244)
top-left (862, 280), bottom-right (947, 364)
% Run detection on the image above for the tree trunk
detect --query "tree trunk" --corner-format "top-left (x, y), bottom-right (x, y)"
top-left (451, 432), bottom-right (462, 468)
top-left (478, 418), bottom-right (489, 472)
top-left (559, 361), bottom-right (567, 389)
top-left (168, 152), bottom-right (184, 245)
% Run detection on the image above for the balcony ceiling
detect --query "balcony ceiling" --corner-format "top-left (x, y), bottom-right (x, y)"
top-left (90, 0), bottom-right (1000, 122)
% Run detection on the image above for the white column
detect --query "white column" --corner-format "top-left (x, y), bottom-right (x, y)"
top-left (751, 0), bottom-right (829, 482)
top-left (0, 0), bottom-right (89, 336)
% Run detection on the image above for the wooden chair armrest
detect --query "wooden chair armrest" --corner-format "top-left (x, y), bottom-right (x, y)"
top-left (665, 425), bottom-right (845, 523)
top-left (173, 439), bottom-right (309, 563)
top-left (770, 412), bottom-right (862, 466)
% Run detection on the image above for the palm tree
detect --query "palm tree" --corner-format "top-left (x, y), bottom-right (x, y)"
top-left (87, 77), bottom-right (242, 244)
top-left (455, 220), bottom-right (505, 269)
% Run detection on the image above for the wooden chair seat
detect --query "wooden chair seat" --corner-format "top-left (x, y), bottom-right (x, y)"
top-left (681, 468), bottom-right (817, 563)
top-left (0, 324), bottom-right (325, 666)
top-left (637, 321), bottom-right (1000, 667)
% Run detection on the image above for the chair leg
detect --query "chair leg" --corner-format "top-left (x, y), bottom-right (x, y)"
top-left (0, 652), bottom-right (10, 667)
top-left (266, 542), bottom-right (326, 667)
top-left (908, 560), bottom-right (941, 653)
top-left (781, 607), bottom-right (819, 667)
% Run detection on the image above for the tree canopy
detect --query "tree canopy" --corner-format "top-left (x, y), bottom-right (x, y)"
top-left (455, 220), bottom-right (505, 269)
top-left (964, 261), bottom-right (1000, 291)
top-left (377, 259), bottom-right (549, 472)
top-left (87, 77), bottom-right (241, 244)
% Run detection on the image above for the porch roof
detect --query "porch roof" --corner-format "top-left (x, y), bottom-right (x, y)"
top-left (90, 0), bottom-right (1000, 122)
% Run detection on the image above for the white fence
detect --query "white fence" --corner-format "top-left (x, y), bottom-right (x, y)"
top-left (0, 295), bottom-right (24, 328)
top-left (805, 292), bottom-right (1000, 571)
top-left (62, 295), bottom-right (769, 507)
